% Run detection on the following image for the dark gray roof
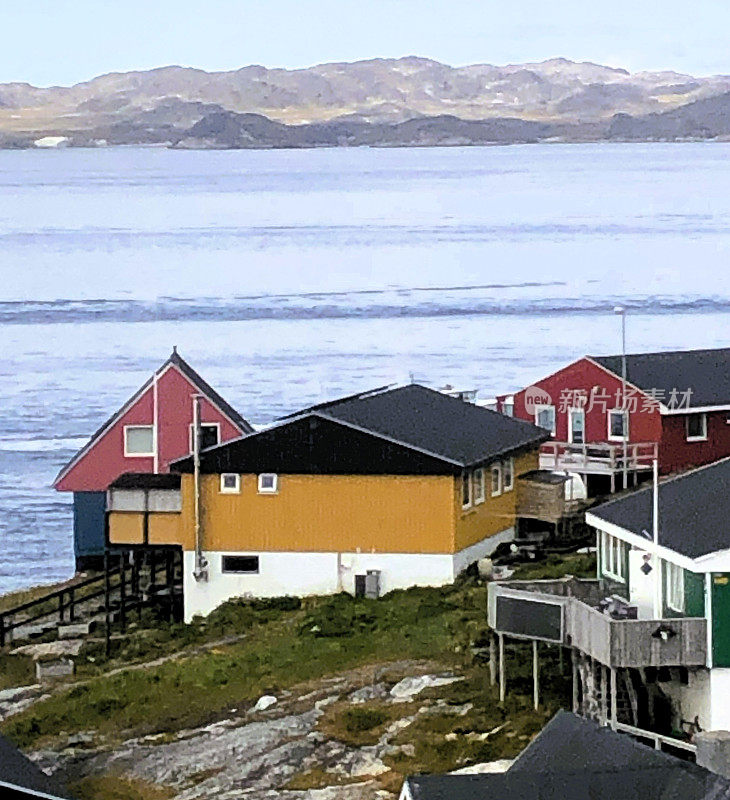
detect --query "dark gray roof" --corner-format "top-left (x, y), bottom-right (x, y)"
top-left (315, 384), bottom-right (549, 466)
top-left (592, 347), bottom-right (730, 409)
top-left (405, 712), bottom-right (730, 800)
top-left (0, 734), bottom-right (71, 799)
top-left (108, 472), bottom-right (181, 490)
top-left (589, 457), bottom-right (730, 560)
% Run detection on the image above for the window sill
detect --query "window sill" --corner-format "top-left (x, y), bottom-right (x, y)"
top-left (686, 437), bottom-right (708, 443)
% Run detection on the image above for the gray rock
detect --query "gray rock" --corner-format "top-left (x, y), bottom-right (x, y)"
top-left (348, 684), bottom-right (389, 704)
top-left (389, 674), bottom-right (462, 701)
top-left (251, 695), bottom-right (278, 713)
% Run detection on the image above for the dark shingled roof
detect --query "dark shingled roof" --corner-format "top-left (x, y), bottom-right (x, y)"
top-left (315, 384), bottom-right (549, 466)
top-left (592, 347), bottom-right (730, 409)
top-left (108, 472), bottom-right (181, 490)
top-left (405, 712), bottom-right (730, 800)
top-left (0, 734), bottom-right (71, 799)
top-left (589, 456), bottom-right (730, 560)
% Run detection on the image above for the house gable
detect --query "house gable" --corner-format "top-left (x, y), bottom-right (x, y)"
top-left (55, 355), bottom-right (249, 492)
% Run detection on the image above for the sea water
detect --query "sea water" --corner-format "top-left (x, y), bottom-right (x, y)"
top-left (2, 142), bottom-right (730, 592)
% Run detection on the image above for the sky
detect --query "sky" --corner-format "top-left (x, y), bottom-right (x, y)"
top-left (3, 0), bottom-right (730, 86)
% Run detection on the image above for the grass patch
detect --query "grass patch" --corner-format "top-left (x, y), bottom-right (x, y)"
top-left (3, 583), bottom-right (480, 748)
top-left (510, 552), bottom-right (596, 581)
top-left (317, 700), bottom-right (413, 746)
top-left (68, 774), bottom-right (174, 800)
top-left (0, 653), bottom-right (35, 690)
top-left (285, 767), bottom-right (365, 791)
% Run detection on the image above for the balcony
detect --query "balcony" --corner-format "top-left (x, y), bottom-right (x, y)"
top-left (487, 578), bottom-right (707, 668)
top-left (539, 441), bottom-right (658, 477)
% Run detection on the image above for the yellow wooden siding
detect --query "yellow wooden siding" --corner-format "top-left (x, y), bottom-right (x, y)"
top-left (454, 451), bottom-right (538, 551)
top-left (108, 513), bottom-right (144, 545)
top-left (108, 512), bottom-right (184, 546)
top-left (179, 473), bottom-right (456, 554)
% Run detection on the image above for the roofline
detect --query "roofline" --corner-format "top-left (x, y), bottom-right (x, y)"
top-left (583, 356), bottom-right (669, 412)
top-left (0, 780), bottom-right (69, 800)
top-left (661, 403), bottom-right (730, 415)
top-left (53, 353), bottom-right (250, 488)
top-left (586, 453), bottom-right (730, 568)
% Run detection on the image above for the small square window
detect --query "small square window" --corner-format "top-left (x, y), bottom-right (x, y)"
top-left (502, 458), bottom-right (514, 492)
top-left (124, 425), bottom-right (154, 456)
top-left (190, 423), bottom-right (220, 452)
top-left (686, 414), bottom-right (707, 441)
top-left (535, 405), bottom-right (556, 435)
top-left (220, 473), bottom-right (240, 494)
top-left (258, 473), bottom-right (278, 494)
top-left (222, 555), bottom-right (259, 573)
top-left (491, 464), bottom-right (502, 497)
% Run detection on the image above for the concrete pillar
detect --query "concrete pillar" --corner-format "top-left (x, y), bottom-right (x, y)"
top-left (696, 731), bottom-right (730, 779)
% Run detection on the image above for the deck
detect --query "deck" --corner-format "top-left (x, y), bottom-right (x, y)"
top-left (488, 578), bottom-right (707, 668)
top-left (539, 441), bottom-right (658, 478)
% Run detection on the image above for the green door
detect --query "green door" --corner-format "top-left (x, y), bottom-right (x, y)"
top-left (712, 574), bottom-right (730, 667)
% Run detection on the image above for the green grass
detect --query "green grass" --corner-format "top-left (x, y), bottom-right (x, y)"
top-left (510, 551), bottom-right (596, 581)
top-left (3, 583), bottom-right (483, 748)
top-left (68, 775), bottom-right (175, 800)
top-left (0, 653), bottom-right (35, 690)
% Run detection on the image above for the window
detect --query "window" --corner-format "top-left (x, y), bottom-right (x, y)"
top-left (124, 425), bottom-right (154, 456)
top-left (472, 468), bottom-right (485, 504)
top-left (535, 404), bottom-right (556, 435)
top-left (608, 409), bottom-right (629, 441)
top-left (189, 423), bottom-right (220, 452)
top-left (220, 473), bottom-right (240, 494)
top-left (502, 458), bottom-right (514, 492)
top-left (686, 414), bottom-right (707, 442)
top-left (258, 473), bottom-right (278, 494)
top-left (222, 555), bottom-right (259, 573)
top-left (569, 409), bottom-right (585, 444)
top-left (665, 561), bottom-right (685, 612)
top-left (462, 471), bottom-right (472, 509)
top-left (600, 531), bottom-right (626, 581)
top-left (491, 463), bottom-right (502, 497)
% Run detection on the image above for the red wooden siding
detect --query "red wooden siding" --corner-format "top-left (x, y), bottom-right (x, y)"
top-left (55, 364), bottom-right (244, 492)
top-left (513, 357), bottom-right (662, 446)
top-left (660, 410), bottom-right (730, 474)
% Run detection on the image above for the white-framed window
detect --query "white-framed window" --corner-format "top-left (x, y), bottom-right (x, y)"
top-left (462, 471), bottom-right (472, 509)
top-left (220, 473), bottom-right (240, 494)
top-left (600, 531), bottom-right (626, 581)
top-left (535, 404), bottom-right (556, 435)
top-left (568, 408), bottom-right (585, 445)
top-left (189, 422), bottom-right (220, 452)
top-left (686, 413), bottom-right (707, 442)
top-left (491, 463), bottom-right (502, 497)
top-left (472, 468), bottom-right (486, 504)
top-left (608, 409), bottom-right (629, 441)
top-left (665, 561), bottom-right (685, 612)
top-left (124, 425), bottom-right (155, 457)
top-left (258, 473), bottom-right (278, 494)
top-left (502, 458), bottom-right (514, 492)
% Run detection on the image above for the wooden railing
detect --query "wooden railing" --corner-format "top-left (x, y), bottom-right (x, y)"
top-left (488, 580), bottom-right (707, 668)
top-left (539, 441), bottom-right (658, 474)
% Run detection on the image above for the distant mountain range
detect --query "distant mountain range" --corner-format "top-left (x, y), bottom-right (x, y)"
top-left (4, 57), bottom-right (730, 149)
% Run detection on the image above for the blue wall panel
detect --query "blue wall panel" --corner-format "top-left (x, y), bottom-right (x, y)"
top-left (73, 491), bottom-right (107, 559)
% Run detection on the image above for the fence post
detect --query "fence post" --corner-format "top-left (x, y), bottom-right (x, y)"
top-left (58, 591), bottom-right (65, 624)
top-left (0, 614), bottom-right (5, 648)
top-left (69, 587), bottom-right (75, 622)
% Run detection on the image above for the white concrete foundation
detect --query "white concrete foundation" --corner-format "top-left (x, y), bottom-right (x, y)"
top-left (183, 527), bottom-right (514, 621)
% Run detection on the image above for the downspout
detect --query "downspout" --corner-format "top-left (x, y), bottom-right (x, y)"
top-left (192, 393), bottom-right (208, 581)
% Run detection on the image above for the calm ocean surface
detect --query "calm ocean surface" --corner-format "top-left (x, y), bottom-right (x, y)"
top-left (2, 142), bottom-right (730, 593)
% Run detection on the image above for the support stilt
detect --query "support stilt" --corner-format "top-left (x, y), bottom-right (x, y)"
top-left (572, 649), bottom-right (579, 713)
top-left (610, 667), bottom-right (617, 729)
top-left (532, 640), bottom-right (539, 711)
top-left (489, 635), bottom-right (497, 686)
top-left (498, 633), bottom-right (506, 703)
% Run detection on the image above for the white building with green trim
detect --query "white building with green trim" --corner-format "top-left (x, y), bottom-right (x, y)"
top-left (488, 456), bottom-right (730, 745)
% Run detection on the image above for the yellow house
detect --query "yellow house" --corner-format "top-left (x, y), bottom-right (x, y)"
top-left (107, 384), bottom-right (549, 620)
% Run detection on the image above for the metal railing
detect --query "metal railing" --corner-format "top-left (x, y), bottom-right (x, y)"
top-left (613, 721), bottom-right (697, 754)
top-left (539, 441), bottom-right (658, 474)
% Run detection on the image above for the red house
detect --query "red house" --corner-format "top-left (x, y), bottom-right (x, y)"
top-left (54, 349), bottom-right (252, 569)
top-left (512, 346), bottom-right (730, 494)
